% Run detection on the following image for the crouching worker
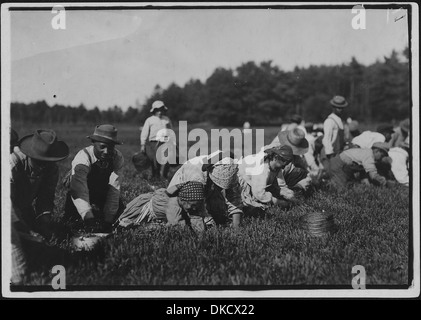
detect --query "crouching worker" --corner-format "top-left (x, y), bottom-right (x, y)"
top-left (237, 145), bottom-right (295, 216)
top-left (118, 181), bottom-right (206, 233)
top-left (167, 151), bottom-right (243, 229)
top-left (64, 124), bottom-right (125, 233)
top-left (327, 142), bottom-right (390, 189)
top-left (10, 129), bottom-right (69, 284)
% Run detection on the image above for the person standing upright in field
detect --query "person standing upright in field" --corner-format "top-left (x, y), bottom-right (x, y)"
top-left (10, 129), bottom-right (69, 284)
top-left (321, 95), bottom-right (348, 173)
top-left (140, 100), bottom-right (173, 179)
top-left (64, 124), bottom-right (125, 232)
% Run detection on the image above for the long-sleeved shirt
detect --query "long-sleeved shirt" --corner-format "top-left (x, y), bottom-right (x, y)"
top-left (352, 131), bottom-right (385, 149)
top-left (140, 115), bottom-right (172, 145)
top-left (167, 151), bottom-right (243, 219)
top-left (322, 113), bottom-right (344, 155)
top-left (10, 148), bottom-right (59, 224)
top-left (389, 147), bottom-right (409, 186)
top-left (237, 152), bottom-right (281, 204)
top-left (70, 145), bottom-right (124, 221)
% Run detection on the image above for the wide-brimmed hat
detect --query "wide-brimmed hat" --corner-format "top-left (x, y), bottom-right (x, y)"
top-left (87, 124), bottom-right (122, 145)
top-left (376, 123), bottom-right (394, 134)
top-left (265, 145), bottom-right (294, 162)
top-left (330, 95), bottom-right (348, 108)
top-left (277, 128), bottom-right (309, 155)
top-left (372, 142), bottom-right (390, 154)
top-left (19, 129), bottom-right (69, 161)
top-left (400, 118), bottom-right (410, 133)
top-left (10, 128), bottom-right (19, 147)
top-left (150, 100), bottom-right (168, 113)
top-left (209, 158), bottom-right (239, 189)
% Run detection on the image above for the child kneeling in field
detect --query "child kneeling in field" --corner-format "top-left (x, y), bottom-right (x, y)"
top-left (117, 181), bottom-right (206, 233)
top-left (237, 145), bottom-right (295, 215)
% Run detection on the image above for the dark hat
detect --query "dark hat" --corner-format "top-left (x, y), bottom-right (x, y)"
top-left (330, 95), bottom-right (348, 108)
top-left (277, 128), bottom-right (309, 155)
top-left (290, 114), bottom-right (303, 124)
top-left (10, 128), bottom-right (19, 147)
top-left (372, 142), bottom-right (390, 154)
top-left (266, 145), bottom-right (294, 162)
top-left (376, 123), bottom-right (394, 134)
top-left (399, 118), bottom-right (410, 133)
top-left (87, 124), bottom-right (122, 145)
top-left (19, 129), bottom-right (69, 161)
top-left (132, 151), bottom-right (151, 172)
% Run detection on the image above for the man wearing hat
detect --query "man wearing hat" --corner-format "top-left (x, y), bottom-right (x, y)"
top-left (10, 129), bottom-right (69, 283)
top-left (277, 114), bottom-right (307, 135)
top-left (327, 142), bottom-right (390, 188)
top-left (270, 128), bottom-right (313, 194)
top-left (140, 100), bottom-right (174, 178)
top-left (166, 150), bottom-right (243, 229)
top-left (321, 95), bottom-right (348, 172)
top-left (64, 124), bottom-right (124, 232)
top-left (237, 145), bottom-right (295, 213)
top-left (390, 118), bottom-right (410, 148)
top-left (118, 181), bottom-right (206, 233)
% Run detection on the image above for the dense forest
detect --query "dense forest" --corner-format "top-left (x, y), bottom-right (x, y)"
top-left (11, 48), bottom-right (411, 127)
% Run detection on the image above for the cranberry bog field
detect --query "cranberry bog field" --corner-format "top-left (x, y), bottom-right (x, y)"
top-left (8, 123), bottom-right (411, 289)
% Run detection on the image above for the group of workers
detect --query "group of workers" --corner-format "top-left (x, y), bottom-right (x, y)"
top-left (9, 96), bottom-right (410, 284)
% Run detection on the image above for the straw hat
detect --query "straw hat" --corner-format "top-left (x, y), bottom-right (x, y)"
top-left (329, 95), bottom-right (348, 108)
top-left (87, 124), bottom-right (122, 145)
top-left (299, 211), bottom-right (338, 237)
top-left (372, 142), bottom-right (390, 154)
top-left (150, 100), bottom-right (168, 113)
top-left (277, 128), bottom-right (309, 155)
top-left (19, 129), bottom-right (69, 161)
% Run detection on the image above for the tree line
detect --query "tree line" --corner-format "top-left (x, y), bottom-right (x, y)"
top-left (11, 48), bottom-right (410, 127)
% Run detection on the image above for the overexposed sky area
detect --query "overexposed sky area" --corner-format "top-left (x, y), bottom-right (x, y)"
top-left (7, 4), bottom-right (410, 110)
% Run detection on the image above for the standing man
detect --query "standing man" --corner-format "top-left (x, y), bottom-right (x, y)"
top-left (64, 124), bottom-right (125, 232)
top-left (10, 129), bottom-right (69, 284)
top-left (321, 95), bottom-right (348, 172)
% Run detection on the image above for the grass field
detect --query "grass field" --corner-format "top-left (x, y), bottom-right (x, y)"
top-left (9, 122), bottom-right (411, 288)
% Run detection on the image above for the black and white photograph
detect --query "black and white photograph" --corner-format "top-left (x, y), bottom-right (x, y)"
top-left (1, 2), bottom-right (419, 301)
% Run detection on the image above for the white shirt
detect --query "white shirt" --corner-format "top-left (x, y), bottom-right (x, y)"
top-left (322, 113), bottom-right (344, 155)
top-left (352, 131), bottom-right (385, 149)
top-left (389, 147), bottom-right (409, 186)
top-left (140, 115), bottom-right (172, 145)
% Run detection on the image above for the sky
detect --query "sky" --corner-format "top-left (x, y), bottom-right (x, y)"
top-left (6, 4), bottom-right (410, 111)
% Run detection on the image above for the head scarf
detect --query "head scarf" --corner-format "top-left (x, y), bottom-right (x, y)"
top-left (178, 181), bottom-right (205, 201)
top-left (208, 158), bottom-right (239, 189)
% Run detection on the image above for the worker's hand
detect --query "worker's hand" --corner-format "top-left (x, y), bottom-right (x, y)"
top-left (140, 145), bottom-right (146, 154)
top-left (280, 187), bottom-right (295, 200)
